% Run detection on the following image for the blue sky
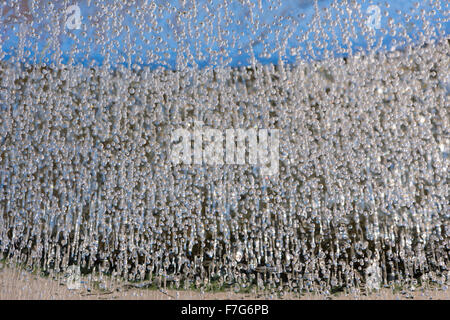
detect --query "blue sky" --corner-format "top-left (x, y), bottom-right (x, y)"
top-left (1, 0), bottom-right (448, 68)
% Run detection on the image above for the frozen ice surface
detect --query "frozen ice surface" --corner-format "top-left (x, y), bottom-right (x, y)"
top-left (0, 0), bottom-right (448, 68)
top-left (0, 0), bottom-right (448, 295)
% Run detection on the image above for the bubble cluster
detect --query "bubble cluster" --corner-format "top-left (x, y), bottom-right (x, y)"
top-left (0, 0), bottom-right (448, 296)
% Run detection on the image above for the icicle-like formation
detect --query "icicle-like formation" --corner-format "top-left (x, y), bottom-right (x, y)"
top-left (0, 1), bottom-right (448, 296)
